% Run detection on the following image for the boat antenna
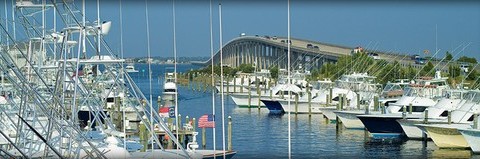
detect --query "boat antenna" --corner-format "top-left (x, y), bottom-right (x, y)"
top-left (119, 0), bottom-right (127, 154)
top-left (82, 0), bottom-right (86, 59)
top-left (96, 0), bottom-right (101, 56)
top-left (172, 0), bottom-right (180, 150)
top-left (209, 0), bottom-right (217, 156)
top-left (144, 0), bottom-right (155, 153)
top-left (287, 0), bottom-right (292, 158)
top-left (219, 3), bottom-right (226, 158)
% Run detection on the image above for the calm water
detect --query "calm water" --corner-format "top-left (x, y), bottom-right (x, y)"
top-left (131, 63), bottom-right (480, 159)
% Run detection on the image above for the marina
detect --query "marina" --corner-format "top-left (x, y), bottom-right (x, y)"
top-left (0, 0), bottom-right (480, 158)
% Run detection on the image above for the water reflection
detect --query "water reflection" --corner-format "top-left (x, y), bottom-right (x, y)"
top-left (432, 149), bottom-right (472, 159)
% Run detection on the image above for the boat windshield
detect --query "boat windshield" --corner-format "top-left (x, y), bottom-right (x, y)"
top-left (442, 90), bottom-right (463, 99)
top-left (463, 91), bottom-right (480, 102)
top-left (383, 83), bottom-right (402, 92)
top-left (314, 81), bottom-right (334, 90)
top-left (403, 86), bottom-right (443, 98)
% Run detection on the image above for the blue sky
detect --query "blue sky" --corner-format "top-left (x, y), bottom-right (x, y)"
top-left (4, 0), bottom-right (480, 60)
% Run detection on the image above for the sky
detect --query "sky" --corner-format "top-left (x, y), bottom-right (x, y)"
top-left (3, 0), bottom-right (480, 60)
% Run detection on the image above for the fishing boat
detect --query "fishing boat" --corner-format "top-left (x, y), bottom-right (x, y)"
top-left (357, 73), bottom-right (450, 137)
top-left (231, 83), bottom-right (303, 108)
top-left (261, 78), bottom-right (332, 114)
top-left (397, 89), bottom-right (471, 139)
top-left (125, 64), bottom-right (139, 73)
top-left (458, 125), bottom-right (480, 154)
top-left (162, 71), bottom-right (178, 105)
top-left (321, 72), bottom-right (380, 121)
top-left (416, 123), bottom-right (472, 148)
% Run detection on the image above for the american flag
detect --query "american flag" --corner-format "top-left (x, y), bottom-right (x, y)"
top-left (198, 114), bottom-right (215, 128)
top-left (158, 107), bottom-right (169, 118)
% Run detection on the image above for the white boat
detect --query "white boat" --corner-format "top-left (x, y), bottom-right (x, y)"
top-left (397, 89), bottom-right (471, 139)
top-left (416, 123), bottom-right (472, 148)
top-left (125, 64), bottom-right (139, 73)
top-left (325, 72), bottom-right (381, 123)
top-left (231, 83), bottom-right (303, 108)
top-left (379, 79), bottom-right (410, 106)
top-left (215, 69), bottom-right (270, 93)
top-left (357, 73), bottom-right (450, 137)
top-left (162, 72), bottom-right (178, 105)
top-left (335, 79), bottom-right (409, 129)
top-left (458, 127), bottom-right (480, 154)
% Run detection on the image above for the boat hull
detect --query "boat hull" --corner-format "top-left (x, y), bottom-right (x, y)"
top-left (230, 93), bottom-right (265, 108)
top-left (420, 124), bottom-right (470, 148)
top-left (458, 128), bottom-right (480, 154)
top-left (397, 119), bottom-right (427, 139)
top-left (278, 100), bottom-right (323, 114)
top-left (357, 114), bottom-right (420, 138)
top-left (261, 99), bottom-right (284, 114)
top-left (319, 107), bottom-right (338, 121)
top-left (334, 110), bottom-right (368, 129)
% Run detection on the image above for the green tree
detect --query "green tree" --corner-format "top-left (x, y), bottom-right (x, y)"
top-left (238, 64), bottom-right (255, 73)
top-left (457, 56), bottom-right (477, 64)
top-left (420, 61), bottom-right (435, 76)
top-left (467, 66), bottom-right (478, 80)
top-left (445, 51), bottom-right (453, 61)
top-left (269, 65), bottom-right (279, 80)
top-left (448, 64), bottom-right (461, 78)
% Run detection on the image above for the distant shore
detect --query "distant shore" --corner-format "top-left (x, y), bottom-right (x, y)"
top-left (124, 56), bottom-right (209, 64)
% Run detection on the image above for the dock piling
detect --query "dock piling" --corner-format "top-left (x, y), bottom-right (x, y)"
top-left (308, 92), bottom-right (312, 116)
top-left (373, 96), bottom-right (379, 111)
top-left (424, 109), bottom-right (429, 123)
top-left (228, 116), bottom-right (232, 151)
top-left (329, 88), bottom-right (333, 104)
top-left (473, 113), bottom-right (478, 129)
top-left (233, 77), bottom-right (237, 93)
top-left (240, 77), bottom-right (244, 93)
top-left (356, 94), bottom-right (360, 110)
top-left (202, 127), bottom-right (206, 149)
top-left (258, 89), bottom-right (262, 109)
top-left (447, 110), bottom-right (451, 124)
top-left (295, 94), bottom-right (299, 114)
top-left (248, 86), bottom-right (252, 108)
top-left (408, 103), bottom-right (413, 114)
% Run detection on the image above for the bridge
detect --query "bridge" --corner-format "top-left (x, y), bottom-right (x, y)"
top-left (194, 35), bottom-right (454, 73)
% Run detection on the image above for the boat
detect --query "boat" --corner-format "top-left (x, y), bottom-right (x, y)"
top-left (397, 89), bottom-right (471, 139)
top-left (162, 71), bottom-right (178, 106)
top-left (215, 69), bottom-right (271, 94)
top-left (230, 83), bottom-right (303, 108)
top-left (416, 123), bottom-right (472, 148)
top-left (458, 125), bottom-right (480, 154)
top-left (125, 64), bottom-right (139, 73)
top-left (334, 79), bottom-right (408, 128)
top-left (322, 72), bottom-right (381, 121)
top-left (379, 79), bottom-right (410, 106)
top-left (357, 73), bottom-right (450, 137)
